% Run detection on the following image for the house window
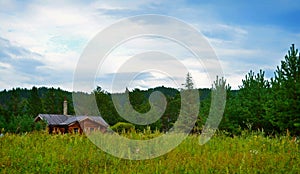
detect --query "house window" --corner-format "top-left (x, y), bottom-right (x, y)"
top-left (73, 128), bottom-right (79, 133)
top-left (90, 128), bottom-right (94, 132)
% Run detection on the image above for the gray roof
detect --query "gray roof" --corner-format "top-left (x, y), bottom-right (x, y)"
top-left (35, 114), bottom-right (108, 127)
top-left (35, 114), bottom-right (69, 125)
top-left (60, 116), bottom-right (109, 127)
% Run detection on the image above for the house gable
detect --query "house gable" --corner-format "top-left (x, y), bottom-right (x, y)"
top-left (79, 118), bottom-right (107, 133)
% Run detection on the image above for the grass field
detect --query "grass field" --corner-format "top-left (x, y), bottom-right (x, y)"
top-left (0, 131), bottom-right (299, 173)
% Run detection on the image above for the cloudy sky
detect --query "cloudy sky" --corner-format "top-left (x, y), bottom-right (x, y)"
top-left (0, 0), bottom-right (300, 92)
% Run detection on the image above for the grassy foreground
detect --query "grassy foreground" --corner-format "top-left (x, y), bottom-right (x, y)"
top-left (0, 131), bottom-right (299, 173)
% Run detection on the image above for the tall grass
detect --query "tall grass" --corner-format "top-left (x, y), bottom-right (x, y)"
top-left (0, 131), bottom-right (299, 173)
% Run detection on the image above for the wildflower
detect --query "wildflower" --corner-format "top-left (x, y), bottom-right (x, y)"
top-left (249, 149), bottom-right (258, 155)
top-left (136, 148), bottom-right (140, 153)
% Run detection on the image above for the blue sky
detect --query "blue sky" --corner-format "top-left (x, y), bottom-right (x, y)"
top-left (0, 0), bottom-right (299, 92)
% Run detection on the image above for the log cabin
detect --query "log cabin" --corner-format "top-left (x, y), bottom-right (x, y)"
top-left (34, 100), bottom-right (108, 134)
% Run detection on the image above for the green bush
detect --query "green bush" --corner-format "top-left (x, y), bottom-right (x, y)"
top-left (110, 122), bottom-right (135, 132)
top-left (1, 115), bottom-right (46, 133)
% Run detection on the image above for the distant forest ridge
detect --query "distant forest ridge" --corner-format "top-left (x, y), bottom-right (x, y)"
top-left (0, 85), bottom-right (219, 113)
top-left (0, 44), bottom-right (299, 135)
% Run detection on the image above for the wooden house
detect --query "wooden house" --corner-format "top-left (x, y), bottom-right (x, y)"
top-left (34, 114), bottom-right (108, 134)
top-left (34, 100), bottom-right (109, 134)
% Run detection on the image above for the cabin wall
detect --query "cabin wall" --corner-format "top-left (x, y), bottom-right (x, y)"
top-left (48, 125), bottom-right (67, 134)
top-left (68, 122), bottom-right (83, 134)
top-left (80, 119), bottom-right (107, 133)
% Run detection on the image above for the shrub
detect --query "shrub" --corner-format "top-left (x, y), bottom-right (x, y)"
top-left (110, 122), bottom-right (135, 132)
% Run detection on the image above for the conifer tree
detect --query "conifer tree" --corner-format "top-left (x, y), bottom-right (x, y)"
top-left (8, 88), bottom-right (22, 116)
top-left (268, 44), bottom-right (300, 134)
top-left (27, 86), bottom-right (43, 117)
top-left (183, 72), bottom-right (194, 90)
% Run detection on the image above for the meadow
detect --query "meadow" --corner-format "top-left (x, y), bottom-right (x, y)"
top-left (0, 131), bottom-right (299, 174)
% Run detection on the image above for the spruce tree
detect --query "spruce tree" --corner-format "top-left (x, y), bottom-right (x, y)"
top-left (237, 70), bottom-right (270, 131)
top-left (43, 88), bottom-right (56, 114)
top-left (27, 86), bottom-right (43, 117)
top-left (268, 44), bottom-right (300, 134)
top-left (8, 88), bottom-right (22, 116)
top-left (183, 72), bottom-right (194, 90)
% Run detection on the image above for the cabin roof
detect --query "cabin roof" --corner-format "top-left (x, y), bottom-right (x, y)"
top-left (60, 116), bottom-right (109, 127)
top-left (35, 114), bottom-right (109, 127)
top-left (35, 114), bottom-right (69, 125)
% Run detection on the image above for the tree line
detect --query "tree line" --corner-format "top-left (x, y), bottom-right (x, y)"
top-left (0, 87), bottom-right (74, 133)
top-left (215, 44), bottom-right (300, 135)
top-left (0, 44), bottom-right (299, 135)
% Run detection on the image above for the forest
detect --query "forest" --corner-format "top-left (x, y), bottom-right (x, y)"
top-left (0, 44), bottom-right (299, 136)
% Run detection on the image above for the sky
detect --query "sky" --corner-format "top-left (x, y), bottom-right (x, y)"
top-left (0, 0), bottom-right (300, 92)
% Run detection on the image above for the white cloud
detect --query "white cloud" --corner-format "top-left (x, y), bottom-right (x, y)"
top-left (0, 1), bottom-right (299, 92)
top-left (0, 62), bottom-right (11, 69)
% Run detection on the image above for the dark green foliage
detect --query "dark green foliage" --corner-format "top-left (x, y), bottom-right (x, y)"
top-left (0, 104), bottom-right (9, 122)
top-left (146, 86), bottom-right (179, 98)
top-left (110, 122), bottom-right (135, 132)
top-left (129, 88), bottom-right (151, 113)
top-left (213, 77), bottom-right (237, 133)
top-left (174, 73), bottom-right (199, 133)
top-left (220, 90), bottom-right (241, 135)
top-left (7, 88), bottom-right (24, 116)
top-left (5, 115), bottom-right (45, 133)
top-left (27, 86), bottom-right (43, 117)
top-left (0, 87), bottom-right (74, 133)
top-left (161, 94), bottom-right (180, 131)
top-left (43, 87), bottom-right (74, 115)
top-left (183, 72), bottom-right (194, 89)
top-left (0, 44), bottom-right (299, 135)
top-left (94, 86), bottom-right (123, 125)
top-left (199, 44), bottom-right (300, 136)
top-left (266, 44), bottom-right (300, 134)
top-left (0, 113), bottom-right (6, 132)
top-left (238, 70), bottom-right (271, 130)
top-left (43, 87), bottom-right (57, 114)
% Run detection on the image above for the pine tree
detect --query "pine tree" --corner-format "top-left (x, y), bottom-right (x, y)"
top-left (237, 70), bottom-right (271, 131)
top-left (27, 86), bottom-right (43, 117)
top-left (268, 44), bottom-right (300, 134)
top-left (183, 72), bottom-right (194, 90)
top-left (175, 72), bottom-right (199, 133)
top-left (8, 88), bottom-right (22, 116)
top-left (43, 88), bottom-right (56, 114)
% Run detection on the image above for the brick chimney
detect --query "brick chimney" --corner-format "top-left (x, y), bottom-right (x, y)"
top-left (63, 99), bottom-right (68, 115)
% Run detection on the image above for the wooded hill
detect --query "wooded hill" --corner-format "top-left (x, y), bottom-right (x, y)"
top-left (0, 44), bottom-right (299, 135)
